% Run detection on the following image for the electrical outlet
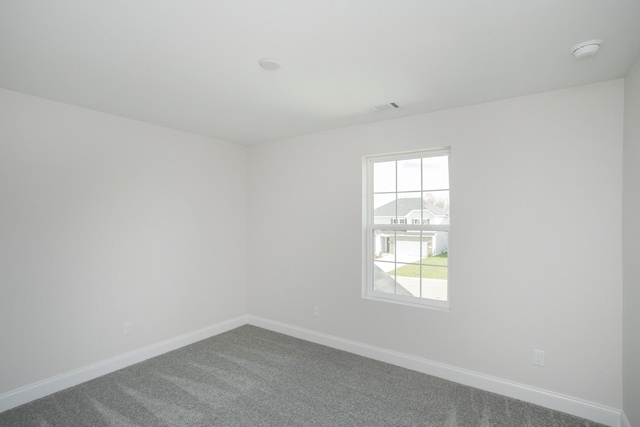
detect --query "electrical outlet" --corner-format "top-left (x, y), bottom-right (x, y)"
top-left (312, 306), bottom-right (320, 318)
top-left (124, 322), bottom-right (132, 336)
top-left (533, 349), bottom-right (545, 367)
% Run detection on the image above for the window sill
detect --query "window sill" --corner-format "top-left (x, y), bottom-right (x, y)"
top-left (362, 292), bottom-right (450, 311)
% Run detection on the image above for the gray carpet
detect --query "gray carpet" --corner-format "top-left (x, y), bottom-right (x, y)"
top-left (0, 325), bottom-right (606, 426)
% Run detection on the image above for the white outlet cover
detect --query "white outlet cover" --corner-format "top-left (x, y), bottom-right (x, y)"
top-left (533, 349), bottom-right (545, 367)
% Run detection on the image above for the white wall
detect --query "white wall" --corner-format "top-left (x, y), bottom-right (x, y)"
top-left (0, 89), bottom-right (248, 395)
top-left (623, 54), bottom-right (640, 427)
top-left (0, 78), bottom-right (627, 417)
top-left (247, 80), bottom-right (623, 408)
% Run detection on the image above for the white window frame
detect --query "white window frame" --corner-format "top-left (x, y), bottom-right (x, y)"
top-left (362, 148), bottom-right (450, 310)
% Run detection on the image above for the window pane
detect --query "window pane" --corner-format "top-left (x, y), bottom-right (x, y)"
top-left (373, 263), bottom-right (401, 295)
top-left (420, 266), bottom-right (448, 300)
top-left (373, 194), bottom-right (396, 225)
top-left (422, 155), bottom-right (449, 191)
top-left (373, 260), bottom-right (419, 297)
top-left (394, 262), bottom-right (422, 297)
top-left (397, 193), bottom-right (422, 224)
top-left (419, 232), bottom-right (448, 300)
top-left (373, 230), bottom-right (395, 261)
top-left (420, 260), bottom-right (448, 277)
top-left (373, 270), bottom-right (397, 294)
top-left (373, 228), bottom-right (448, 301)
top-left (397, 158), bottom-right (422, 192)
top-left (422, 191), bottom-right (449, 223)
top-left (394, 230), bottom-right (424, 264)
top-left (375, 194), bottom-right (423, 225)
top-left (373, 161), bottom-right (396, 193)
top-left (421, 231), bottom-right (448, 261)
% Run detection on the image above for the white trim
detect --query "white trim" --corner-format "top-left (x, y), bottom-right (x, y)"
top-left (247, 315), bottom-right (623, 427)
top-left (372, 223), bottom-right (449, 232)
top-left (621, 412), bottom-right (631, 427)
top-left (365, 147), bottom-right (451, 163)
top-left (0, 315), bottom-right (248, 414)
top-left (362, 293), bottom-right (450, 311)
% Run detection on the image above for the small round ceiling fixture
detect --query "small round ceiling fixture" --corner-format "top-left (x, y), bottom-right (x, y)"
top-left (571, 40), bottom-right (603, 60)
top-left (259, 58), bottom-right (282, 70)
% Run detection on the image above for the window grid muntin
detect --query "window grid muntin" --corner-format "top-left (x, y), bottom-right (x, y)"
top-left (366, 149), bottom-right (450, 309)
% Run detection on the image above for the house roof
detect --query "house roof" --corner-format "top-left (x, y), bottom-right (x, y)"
top-left (374, 198), bottom-right (448, 217)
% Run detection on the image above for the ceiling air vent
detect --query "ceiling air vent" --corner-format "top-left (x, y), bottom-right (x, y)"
top-left (372, 102), bottom-right (400, 112)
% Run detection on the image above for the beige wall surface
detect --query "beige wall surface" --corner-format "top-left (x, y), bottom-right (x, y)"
top-left (0, 89), bottom-right (248, 394)
top-left (247, 80), bottom-right (624, 408)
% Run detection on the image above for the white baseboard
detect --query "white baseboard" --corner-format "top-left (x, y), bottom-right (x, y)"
top-left (0, 315), bottom-right (248, 414)
top-left (621, 412), bottom-right (631, 427)
top-left (247, 315), bottom-right (624, 427)
top-left (1, 315), bottom-right (626, 427)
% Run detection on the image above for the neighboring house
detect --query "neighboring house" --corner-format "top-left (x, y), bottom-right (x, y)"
top-left (373, 198), bottom-right (449, 260)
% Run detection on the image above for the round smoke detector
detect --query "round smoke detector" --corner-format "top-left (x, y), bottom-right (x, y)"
top-left (571, 40), bottom-right (603, 60)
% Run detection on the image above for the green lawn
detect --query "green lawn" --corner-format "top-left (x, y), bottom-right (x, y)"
top-left (389, 253), bottom-right (448, 280)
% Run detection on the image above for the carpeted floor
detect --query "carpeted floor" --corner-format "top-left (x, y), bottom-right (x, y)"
top-left (0, 325), bottom-right (607, 426)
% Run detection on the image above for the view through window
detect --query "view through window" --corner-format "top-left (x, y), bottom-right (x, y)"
top-left (364, 150), bottom-right (450, 308)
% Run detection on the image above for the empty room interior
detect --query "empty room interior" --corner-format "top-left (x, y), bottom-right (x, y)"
top-left (1, 1), bottom-right (640, 426)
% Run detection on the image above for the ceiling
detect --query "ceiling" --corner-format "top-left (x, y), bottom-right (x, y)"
top-left (1, 1), bottom-right (639, 145)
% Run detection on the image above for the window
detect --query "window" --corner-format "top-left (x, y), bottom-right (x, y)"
top-left (363, 149), bottom-right (450, 309)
